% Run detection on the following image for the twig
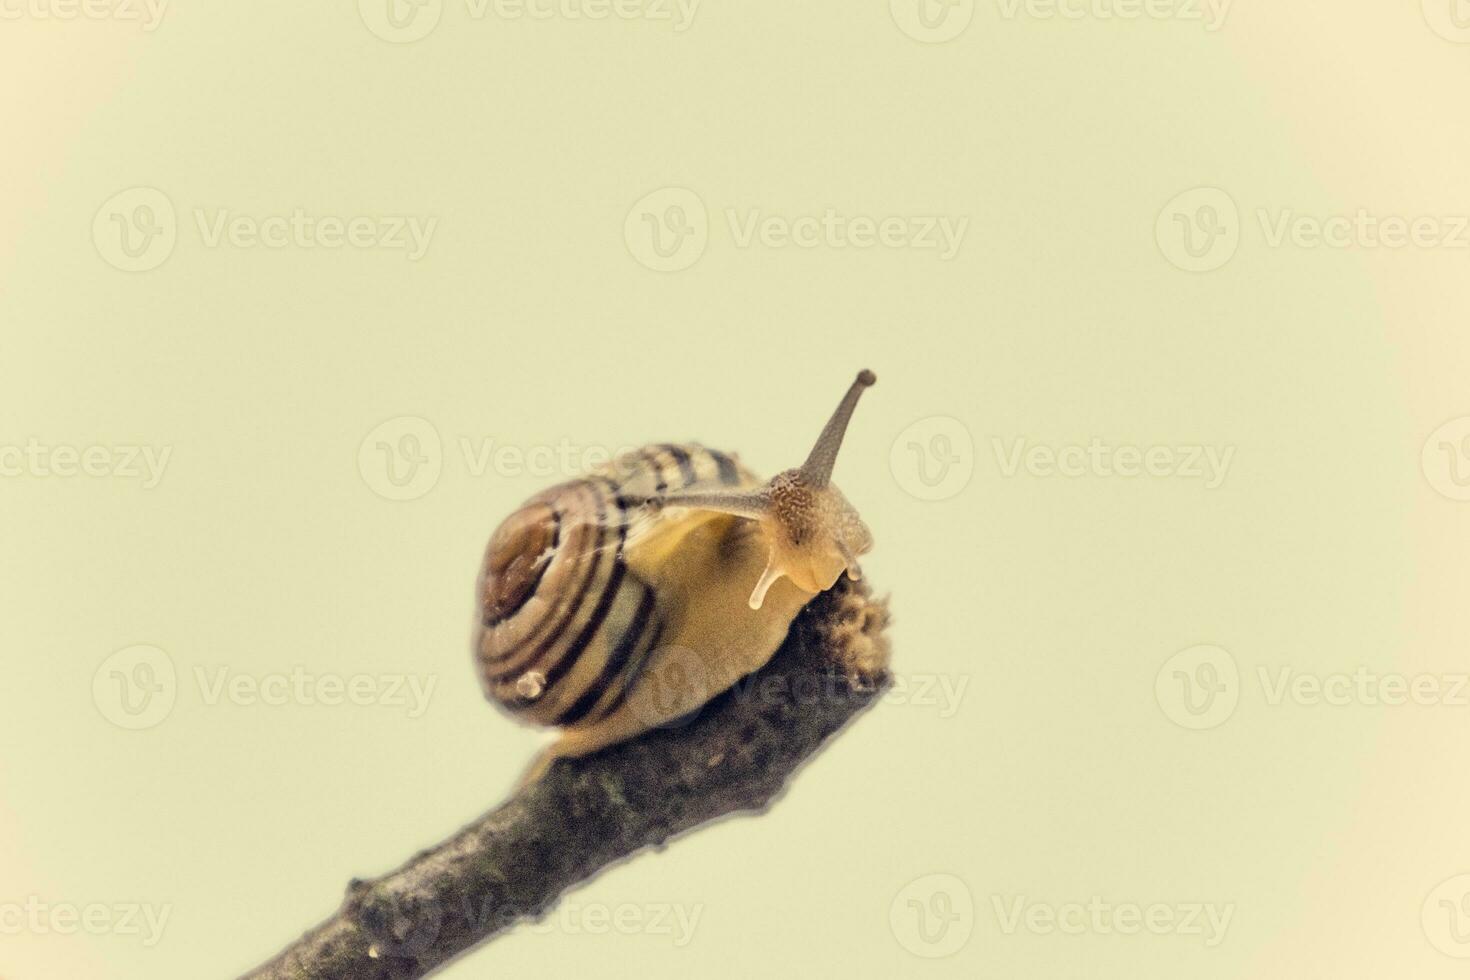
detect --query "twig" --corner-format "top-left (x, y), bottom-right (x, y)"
top-left (241, 578), bottom-right (892, 980)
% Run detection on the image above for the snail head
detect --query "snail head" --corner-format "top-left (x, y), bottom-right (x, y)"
top-left (652, 370), bottom-right (877, 609)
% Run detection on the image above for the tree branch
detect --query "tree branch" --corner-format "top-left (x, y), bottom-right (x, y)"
top-left (241, 578), bottom-right (892, 980)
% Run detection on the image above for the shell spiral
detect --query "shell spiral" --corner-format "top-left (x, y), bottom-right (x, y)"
top-left (474, 443), bottom-right (755, 729)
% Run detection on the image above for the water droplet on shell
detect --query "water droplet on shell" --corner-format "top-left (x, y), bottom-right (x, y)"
top-left (516, 671), bottom-right (546, 701)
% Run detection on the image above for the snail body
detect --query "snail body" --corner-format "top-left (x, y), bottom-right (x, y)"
top-left (475, 372), bottom-right (877, 779)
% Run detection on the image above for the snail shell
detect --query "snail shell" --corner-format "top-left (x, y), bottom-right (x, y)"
top-left (475, 372), bottom-right (878, 773)
top-left (475, 444), bottom-right (756, 729)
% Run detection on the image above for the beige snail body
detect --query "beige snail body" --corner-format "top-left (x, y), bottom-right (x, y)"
top-left (474, 371), bottom-right (877, 780)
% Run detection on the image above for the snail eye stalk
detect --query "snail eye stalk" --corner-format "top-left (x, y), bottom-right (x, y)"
top-left (652, 370), bottom-right (878, 609)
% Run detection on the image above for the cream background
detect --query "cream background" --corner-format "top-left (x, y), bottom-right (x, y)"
top-left (3, 2), bottom-right (1470, 977)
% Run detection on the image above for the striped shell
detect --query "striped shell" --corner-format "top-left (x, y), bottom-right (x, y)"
top-left (474, 443), bottom-right (755, 729)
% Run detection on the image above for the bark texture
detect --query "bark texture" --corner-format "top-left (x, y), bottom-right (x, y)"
top-left (241, 577), bottom-right (891, 979)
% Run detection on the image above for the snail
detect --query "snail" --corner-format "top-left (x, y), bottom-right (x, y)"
top-left (475, 370), bottom-right (877, 781)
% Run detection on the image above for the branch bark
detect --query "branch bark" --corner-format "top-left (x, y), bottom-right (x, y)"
top-left (241, 578), bottom-right (892, 980)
